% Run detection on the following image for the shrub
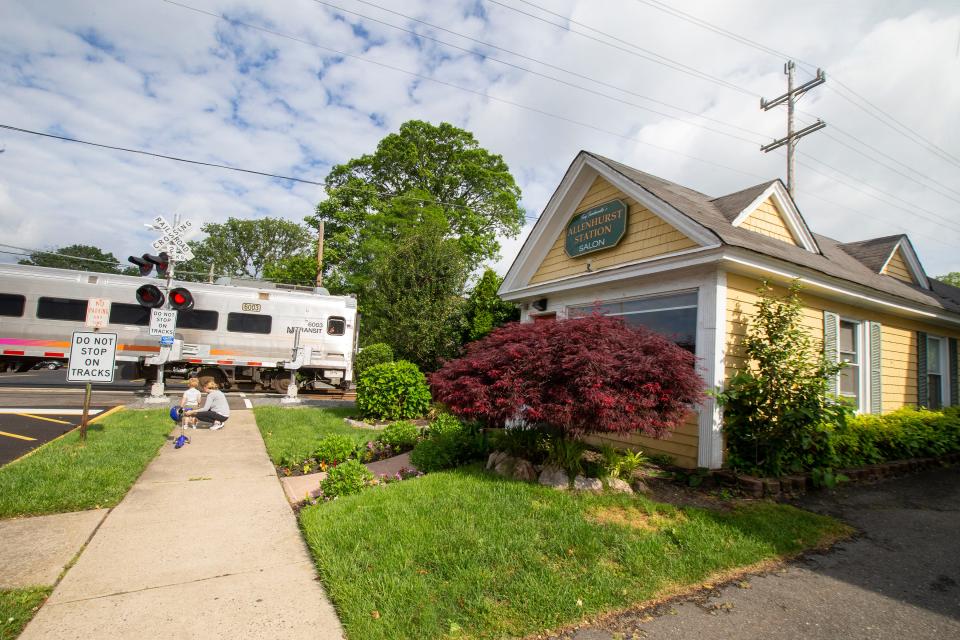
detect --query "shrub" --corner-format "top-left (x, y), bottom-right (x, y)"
top-left (357, 360), bottom-right (431, 420)
top-left (314, 435), bottom-right (357, 466)
top-left (411, 414), bottom-right (484, 472)
top-left (546, 437), bottom-right (586, 476)
top-left (355, 343), bottom-right (393, 378)
top-left (490, 426), bottom-right (551, 464)
top-left (378, 420), bottom-right (420, 451)
top-left (321, 459), bottom-right (374, 498)
top-left (717, 281), bottom-right (844, 476)
top-left (833, 407), bottom-right (960, 468)
top-left (430, 314), bottom-right (704, 439)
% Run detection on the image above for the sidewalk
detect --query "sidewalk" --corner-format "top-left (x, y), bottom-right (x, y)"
top-left (20, 410), bottom-right (344, 639)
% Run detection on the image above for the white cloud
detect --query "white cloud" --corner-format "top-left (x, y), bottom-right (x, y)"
top-left (0, 0), bottom-right (958, 283)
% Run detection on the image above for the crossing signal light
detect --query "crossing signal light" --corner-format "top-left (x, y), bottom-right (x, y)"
top-left (136, 284), bottom-right (165, 308)
top-left (168, 287), bottom-right (194, 311)
top-left (127, 255), bottom-right (152, 277)
top-left (143, 252), bottom-right (170, 278)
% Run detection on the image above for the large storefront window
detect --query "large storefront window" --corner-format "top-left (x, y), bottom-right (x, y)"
top-left (569, 291), bottom-right (698, 351)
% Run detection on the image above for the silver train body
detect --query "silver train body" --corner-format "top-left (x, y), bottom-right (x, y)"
top-left (0, 264), bottom-right (357, 390)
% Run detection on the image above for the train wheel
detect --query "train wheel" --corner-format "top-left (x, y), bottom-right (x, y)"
top-left (272, 376), bottom-right (289, 394)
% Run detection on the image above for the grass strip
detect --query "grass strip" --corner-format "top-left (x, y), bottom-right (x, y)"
top-left (0, 409), bottom-right (171, 519)
top-left (0, 587), bottom-right (52, 640)
top-left (253, 407), bottom-right (378, 466)
top-left (300, 465), bottom-right (851, 640)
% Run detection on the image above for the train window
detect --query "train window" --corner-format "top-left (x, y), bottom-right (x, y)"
top-left (0, 293), bottom-right (26, 317)
top-left (227, 312), bottom-right (272, 334)
top-left (177, 309), bottom-right (219, 331)
top-left (110, 303), bottom-right (150, 326)
top-left (327, 316), bottom-right (346, 335)
top-left (37, 297), bottom-right (87, 321)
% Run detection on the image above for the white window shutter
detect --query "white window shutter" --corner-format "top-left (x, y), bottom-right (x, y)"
top-left (869, 322), bottom-right (882, 414)
top-left (824, 311), bottom-right (839, 395)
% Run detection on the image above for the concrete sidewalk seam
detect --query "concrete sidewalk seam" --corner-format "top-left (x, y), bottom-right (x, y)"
top-left (41, 560), bottom-right (318, 607)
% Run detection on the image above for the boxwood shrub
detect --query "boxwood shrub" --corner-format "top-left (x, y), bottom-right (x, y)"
top-left (320, 459), bottom-right (374, 498)
top-left (832, 406), bottom-right (960, 469)
top-left (410, 414), bottom-right (485, 472)
top-left (356, 360), bottom-right (430, 420)
top-left (355, 343), bottom-right (393, 378)
top-left (378, 420), bottom-right (420, 451)
top-left (314, 435), bottom-right (357, 466)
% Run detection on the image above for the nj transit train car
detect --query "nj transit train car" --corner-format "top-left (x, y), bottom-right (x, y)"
top-left (0, 264), bottom-right (357, 391)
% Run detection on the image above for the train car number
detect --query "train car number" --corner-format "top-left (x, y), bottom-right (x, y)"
top-left (241, 303), bottom-right (261, 312)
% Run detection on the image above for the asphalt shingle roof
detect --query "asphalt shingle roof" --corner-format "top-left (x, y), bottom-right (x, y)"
top-left (585, 151), bottom-right (960, 317)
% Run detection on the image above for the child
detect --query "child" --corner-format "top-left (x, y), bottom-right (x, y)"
top-left (179, 378), bottom-right (202, 429)
top-left (185, 380), bottom-right (230, 430)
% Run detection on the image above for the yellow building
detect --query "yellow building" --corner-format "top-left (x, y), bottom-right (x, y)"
top-left (499, 152), bottom-right (960, 468)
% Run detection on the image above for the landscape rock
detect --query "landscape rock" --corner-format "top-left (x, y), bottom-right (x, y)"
top-left (606, 477), bottom-right (633, 494)
top-left (493, 456), bottom-right (517, 478)
top-left (574, 475), bottom-right (603, 492)
top-left (538, 465), bottom-right (569, 490)
top-left (486, 451), bottom-right (508, 470)
top-left (631, 478), bottom-right (651, 494)
top-left (511, 459), bottom-right (538, 483)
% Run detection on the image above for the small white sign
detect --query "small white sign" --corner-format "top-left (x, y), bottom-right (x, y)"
top-left (85, 298), bottom-right (112, 329)
top-left (67, 332), bottom-right (117, 383)
top-left (149, 309), bottom-right (178, 336)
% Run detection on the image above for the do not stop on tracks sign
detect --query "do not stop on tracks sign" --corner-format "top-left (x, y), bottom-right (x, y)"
top-left (67, 331), bottom-right (118, 383)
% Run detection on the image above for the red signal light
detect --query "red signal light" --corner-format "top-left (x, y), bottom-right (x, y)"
top-left (136, 284), bottom-right (165, 308)
top-left (168, 287), bottom-right (194, 311)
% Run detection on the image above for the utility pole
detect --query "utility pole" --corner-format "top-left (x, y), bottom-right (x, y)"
top-left (315, 221), bottom-right (324, 288)
top-left (761, 61), bottom-right (826, 196)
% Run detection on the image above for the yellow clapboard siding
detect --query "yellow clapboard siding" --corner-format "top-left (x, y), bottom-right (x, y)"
top-left (724, 272), bottom-right (960, 412)
top-left (529, 176), bottom-right (698, 284)
top-left (584, 413), bottom-right (699, 469)
top-left (882, 247), bottom-right (916, 284)
top-left (738, 197), bottom-right (799, 246)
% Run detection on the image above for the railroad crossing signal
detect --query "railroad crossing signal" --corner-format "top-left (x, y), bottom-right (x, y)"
top-left (150, 215), bottom-right (196, 261)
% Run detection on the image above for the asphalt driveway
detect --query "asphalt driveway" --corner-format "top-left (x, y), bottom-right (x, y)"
top-left (555, 465), bottom-right (960, 640)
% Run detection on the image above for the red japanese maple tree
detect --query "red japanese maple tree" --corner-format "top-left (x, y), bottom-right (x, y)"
top-left (429, 314), bottom-right (705, 438)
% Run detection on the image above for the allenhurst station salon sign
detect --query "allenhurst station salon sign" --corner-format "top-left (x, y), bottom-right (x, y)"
top-left (565, 199), bottom-right (628, 258)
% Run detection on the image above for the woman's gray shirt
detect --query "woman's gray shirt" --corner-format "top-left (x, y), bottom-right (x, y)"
top-left (200, 390), bottom-right (231, 417)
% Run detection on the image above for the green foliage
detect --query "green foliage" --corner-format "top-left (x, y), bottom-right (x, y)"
top-left (362, 224), bottom-right (470, 370)
top-left (831, 407), bottom-right (960, 468)
top-left (253, 407), bottom-right (371, 467)
top-left (647, 453), bottom-right (675, 468)
top-left (176, 217), bottom-right (312, 282)
top-left (598, 445), bottom-right (647, 480)
top-left (410, 414), bottom-right (484, 472)
top-left (314, 435), bottom-right (358, 466)
top-left (262, 252), bottom-right (319, 287)
top-left (321, 459), bottom-right (374, 498)
top-left (936, 272), bottom-right (960, 288)
top-left (0, 587), bottom-right (52, 639)
top-left (19, 243), bottom-right (136, 275)
top-left (717, 281), bottom-right (845, 477)
top-left (355, 343), bottom-right (394, 378)
top-left (306, 120), bottom-right (524, 297)
top-left (491, 426), bottom-right (551, 463)
top-left (356, 360), bottom-right (432, 420)
top-left (546, 438), bottom-right (587, 477)
top-left (461, 268), bottom-right (519, 342)
top-left (378, 421), bottom-right (420, 451)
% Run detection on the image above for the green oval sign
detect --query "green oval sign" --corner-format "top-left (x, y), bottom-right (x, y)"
top-left (565, 199), bottom-right (628, 258)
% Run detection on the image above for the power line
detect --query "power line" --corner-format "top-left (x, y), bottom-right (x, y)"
top-left (158, 0), bottom-right (770, 182)
top-left (320, 0), bottom-right (768, 144)
top-left (485, 0), bottom-right (758, 97)
top-left (631, 0), bottom-right (960, 172)
top-left (0, 124), bottom-right (323, 185)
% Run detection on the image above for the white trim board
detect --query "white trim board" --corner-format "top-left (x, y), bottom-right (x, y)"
top-left (730, 181), bottom-right (820, 254)
top-left (879, 236), bottom-right (930, 290)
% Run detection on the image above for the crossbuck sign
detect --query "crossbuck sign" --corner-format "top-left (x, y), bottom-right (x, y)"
top-left (151, 215), bottom-right (196, 261)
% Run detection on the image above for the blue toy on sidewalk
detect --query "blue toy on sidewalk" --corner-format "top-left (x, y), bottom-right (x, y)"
top-left (169, 406), bottom-right (190, 449)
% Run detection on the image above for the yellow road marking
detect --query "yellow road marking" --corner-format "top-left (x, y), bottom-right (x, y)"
top-left (89, 405), bottom-right (125, 424)
top-left (0, 430), bottom-right (36, 441)
top-left (14, 413), bottom-right (72, 425)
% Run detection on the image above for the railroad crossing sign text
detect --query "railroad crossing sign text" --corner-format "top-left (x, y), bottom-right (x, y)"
top-left (67, 332), bottom-right (118, 383)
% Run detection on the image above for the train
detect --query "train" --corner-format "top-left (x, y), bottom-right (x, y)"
top-left (0, 263), bottom-right (358, 392)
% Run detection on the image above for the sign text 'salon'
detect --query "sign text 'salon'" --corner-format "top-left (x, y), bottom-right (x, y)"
top-left (564, 199), bottom-right (628, 258)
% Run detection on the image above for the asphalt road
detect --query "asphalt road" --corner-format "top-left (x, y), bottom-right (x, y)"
top-left (0, 406), bottom-right (112, 466)
top-left (556, 466), bottom-right (960, 640)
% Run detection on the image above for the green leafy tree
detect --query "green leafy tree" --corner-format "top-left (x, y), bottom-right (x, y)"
top-left (306, 120), bottom-right (524, 296)
top-left (937, 272), bottom-right (960, 288)
top-left (262, 252), bottom-right (319, 287)
top-left (461, 268), bottom-right (519, 342)
top-left (175, 217), bottom-right (312, 282)
top-left (716, 281), bottom-right (845, 476)
top-left (19, 244), bottom-right (137, 275)
top-left (363, 223), bottom-right (470, 371)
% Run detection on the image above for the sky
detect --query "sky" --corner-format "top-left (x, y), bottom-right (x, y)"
top-left (1, 0), bottom-right (959, 282)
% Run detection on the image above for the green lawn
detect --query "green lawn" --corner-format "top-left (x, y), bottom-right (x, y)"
top-left (300, 466), bottom-right (850, 640)
top-left (0, 587), bottom-right (51, 640)
top-left (0, 409), bottom-right (172, 519)
top-left (253, 407), bottom-right (381, 466)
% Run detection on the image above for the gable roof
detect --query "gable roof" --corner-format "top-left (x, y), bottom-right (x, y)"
top-left (504, 150), bottom-right (960, 317)
top-left (838, 235), bottom-right (904, 273)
